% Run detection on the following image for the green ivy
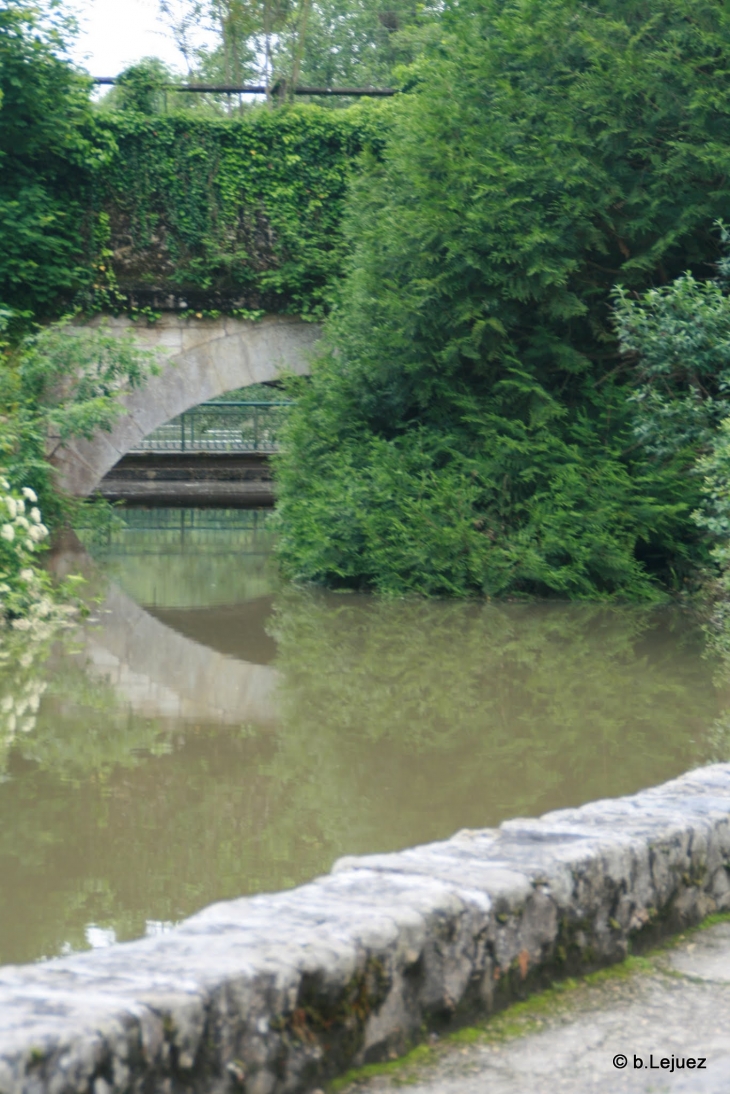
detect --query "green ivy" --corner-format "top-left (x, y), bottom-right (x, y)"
top-left (84, 104), bottom-right (388, 320)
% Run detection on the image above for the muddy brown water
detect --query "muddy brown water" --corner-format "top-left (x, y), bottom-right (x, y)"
top-left (0, 508), bottom-right (727, 965)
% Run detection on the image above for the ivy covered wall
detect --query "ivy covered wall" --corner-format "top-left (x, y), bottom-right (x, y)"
top-left (0, 5), bottom-right (384, 324)
top-left (86, 105), bottom-right (387, 321)
top-left (86, 105), bottom-right (385, 321)
top-left (0, 102), bottom-right (383, 325)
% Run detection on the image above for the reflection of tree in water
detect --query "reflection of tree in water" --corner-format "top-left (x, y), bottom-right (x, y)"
top-left (5, 646), bottom-right (170, 779)
top-left (0, 620), bottom-right (76, 779)
top-left (0, 631), bottom-right (177, 963)
top-left (0, 616), bottom-right (327, 964)
top-left (0, 591), bottom-right (722, 966)
top-left (265, 591), bottom-right (720, 861)
top-left (0, 720), bottom-right (288, 964)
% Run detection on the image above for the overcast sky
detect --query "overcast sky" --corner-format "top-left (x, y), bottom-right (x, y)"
top-left (67, 0), bottom-right (202, 77)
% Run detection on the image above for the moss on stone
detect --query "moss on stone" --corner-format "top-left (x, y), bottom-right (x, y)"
top-left (327, 911), bottom-right (730, 1092)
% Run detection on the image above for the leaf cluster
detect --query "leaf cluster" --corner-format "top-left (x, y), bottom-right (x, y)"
top-left (98, 59), bottom-right (181, 116)
top-left (615, 270), bottom-right (730, 461)
top-left (613, 244), bottom-right (730, 607)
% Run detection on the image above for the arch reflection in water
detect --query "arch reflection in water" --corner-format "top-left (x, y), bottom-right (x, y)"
top-left (0, 508), bottom-right (725, 966)
top-left (84, 582), bottom-right (278, 725)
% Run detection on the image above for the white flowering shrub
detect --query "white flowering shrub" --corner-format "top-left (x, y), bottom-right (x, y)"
top-left (0, 475), bottom-right (80, 633)
top-left (0, 476), bottom-right (54, 622)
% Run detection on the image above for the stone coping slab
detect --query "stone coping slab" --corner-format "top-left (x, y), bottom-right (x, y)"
top-left (1, 764), bottom-right (730, 1094)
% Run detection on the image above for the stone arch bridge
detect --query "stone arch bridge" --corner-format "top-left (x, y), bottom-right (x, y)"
top-left (54, 315), bottom-right (320, 496)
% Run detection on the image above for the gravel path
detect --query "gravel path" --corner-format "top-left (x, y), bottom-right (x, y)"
top-left (335, 921), bottom-right (730, 1094)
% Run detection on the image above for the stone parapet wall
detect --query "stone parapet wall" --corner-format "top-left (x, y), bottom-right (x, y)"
top-left (1, 764), bottom-right (730, 1094)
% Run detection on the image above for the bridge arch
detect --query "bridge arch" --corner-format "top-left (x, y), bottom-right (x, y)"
top-left (54, 314), bottom-right (320, 496)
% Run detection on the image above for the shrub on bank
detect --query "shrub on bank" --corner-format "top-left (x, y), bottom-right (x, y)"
top-left (274, 0), bottom-right (730, 599)
top-left (0, 316), bottom-right (158, 621)
top-left (0, 480), bottom-right (50, 622)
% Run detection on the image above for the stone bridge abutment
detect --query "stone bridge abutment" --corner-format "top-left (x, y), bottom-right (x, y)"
top-left (53, 314), bottom-right (319, 496)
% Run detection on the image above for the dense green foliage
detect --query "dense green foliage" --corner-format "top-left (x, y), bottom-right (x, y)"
top-left (88, 104), bottom-right (385, 318)
top-left (0, 3), bottom-right (99, 320)
top-left (274, 0), bottom-right (730, 599)
top-left (613, 254), bottom-right (730, 591)
top-left (615, 272), bottom-right (730, 463)
top-left (0, 318), bottom-right (157, 623)
top-left (615, 266), bottom-right (730, 551)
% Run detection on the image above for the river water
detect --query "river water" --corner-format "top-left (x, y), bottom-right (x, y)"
top-left (0, 508), bottom-right (727, 965)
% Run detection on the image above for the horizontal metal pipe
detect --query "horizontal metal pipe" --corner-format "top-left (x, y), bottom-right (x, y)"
top-left (91, 78), bottom-right (396, 96)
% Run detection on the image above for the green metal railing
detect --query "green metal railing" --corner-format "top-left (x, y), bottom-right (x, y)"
top-left (131, 401), bottom-right (292, 453)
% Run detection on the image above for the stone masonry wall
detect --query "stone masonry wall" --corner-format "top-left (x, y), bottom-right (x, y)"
top-left (1, 764), bottom-right (730, 1094)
